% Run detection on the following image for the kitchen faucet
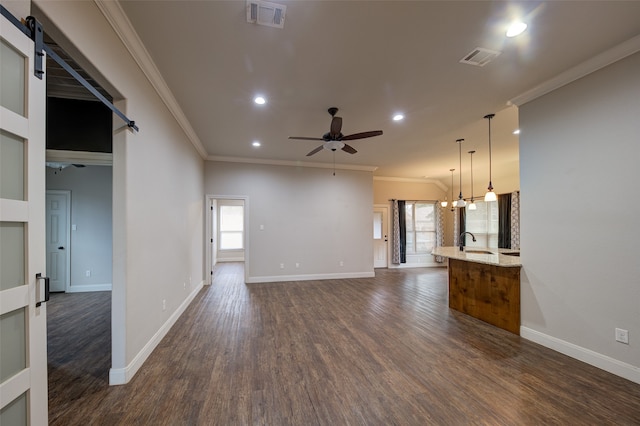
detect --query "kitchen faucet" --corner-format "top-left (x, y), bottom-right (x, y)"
top-left (459, 232), bottom-right (476, 251)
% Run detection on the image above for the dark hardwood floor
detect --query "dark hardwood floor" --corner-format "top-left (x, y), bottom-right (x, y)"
top-left (48, 263), bottom-right (640, 425)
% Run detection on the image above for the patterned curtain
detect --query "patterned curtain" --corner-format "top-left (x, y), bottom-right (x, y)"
top-left (453, 207), bottom-right (460, 248)
top-left (510, 191), bottom-right (521, 250)
top-left (434, 203), bottom-right (445, 263)
top-left (391, 200), bottom-right (401, 264)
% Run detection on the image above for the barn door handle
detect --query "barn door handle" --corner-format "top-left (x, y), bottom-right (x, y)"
top-left (58, 246), bottom-right (64, 250)
top-left (36, 273), bottom-right (50, 307)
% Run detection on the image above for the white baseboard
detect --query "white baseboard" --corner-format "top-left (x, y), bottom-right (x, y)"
top-left (246, 271), bottom-right (375, 284)
top-left (109, 280), bottom-right (204, 385)
top-left (67, 283), bottom-right (112, 292)
top-left (521, 326), bottom-right (640, 385)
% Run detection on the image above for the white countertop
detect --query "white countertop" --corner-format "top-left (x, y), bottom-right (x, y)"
top-left (432, 246), bottom-right (521, 267)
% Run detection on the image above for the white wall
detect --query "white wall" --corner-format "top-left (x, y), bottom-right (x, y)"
top-left (519, 52), bottom-right (640, 383)
top-left (33, 1), bottom-right (205, 384)
top-left (46, 165), bottom-right (112, 291)
top-left (205, 161), bottom-right (374, 282)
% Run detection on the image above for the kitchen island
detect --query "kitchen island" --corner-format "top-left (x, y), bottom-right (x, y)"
top-left (432, 247), bottom-right (522, 334)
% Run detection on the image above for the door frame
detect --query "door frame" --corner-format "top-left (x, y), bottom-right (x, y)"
top-left (373, 204), bottom-right (390, 268)
top-left (46, 189), bottom-right (71, 292)
top-left (205, 194), bottom-right (250, 284)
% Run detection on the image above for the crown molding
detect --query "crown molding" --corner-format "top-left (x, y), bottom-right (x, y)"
top-left (510, 34), bottom-right (640, 107)
top-left (374, 176), bottom-right (447, 191)
top-left (207, 156), bottom-right (378, 172)
top-left (94, 0), bottom-right (208, 159)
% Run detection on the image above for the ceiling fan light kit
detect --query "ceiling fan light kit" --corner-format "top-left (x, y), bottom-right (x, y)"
top-left (289, 107), bottom-right (383, 157)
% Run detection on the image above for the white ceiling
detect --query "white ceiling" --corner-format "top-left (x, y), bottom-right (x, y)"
top-left (117, 0), bottom-right (640, 189)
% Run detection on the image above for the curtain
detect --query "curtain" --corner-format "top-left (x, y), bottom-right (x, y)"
top-left (434, 202), bottom-right (445, 263)
top-left (510, 191), bottom-right (520, 250)
top-left (498, 193), bottom-right (512, 249)
top-left (458, 207), bottom-right (466, 246)
top-left (453, 207), bottom-right (459, 248)
top-left (391, 200), bottom-right (401, 264)
top-left (398, 200), bottom-right (407, 263)
top-left (391, 200), bottom-right (407, 264)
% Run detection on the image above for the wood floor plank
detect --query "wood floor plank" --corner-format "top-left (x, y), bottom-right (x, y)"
top-left (48, 263), bottom-right (640, 425)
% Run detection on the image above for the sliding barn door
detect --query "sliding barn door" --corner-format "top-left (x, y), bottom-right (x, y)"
top-left (0, 13), bottom-right (48, 425)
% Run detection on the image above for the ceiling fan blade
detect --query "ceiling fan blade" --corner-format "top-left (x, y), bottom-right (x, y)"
top-left (341, 130), bottom-right (383, 141)
top-left (306, 145), bottom-right (324, 156)
top-left (289, 136), bottom-right (325, 141)
top-left (342, 144), bottom-right (357, 154)
top-left (330, 116), bottom-right (342, 137)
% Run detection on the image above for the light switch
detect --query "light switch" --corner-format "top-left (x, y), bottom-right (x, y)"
top-left (72, 224), bottom-right (77, 231)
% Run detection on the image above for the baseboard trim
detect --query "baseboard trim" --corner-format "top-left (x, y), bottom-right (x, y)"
top-left (246, 271), bottom-right (375, 283)
top-left (109, 280), bottom-right (204, 385)
top-left (67, 283), bottom-right (112, 292)
top-left (520, 327), bottom-right (640, 385)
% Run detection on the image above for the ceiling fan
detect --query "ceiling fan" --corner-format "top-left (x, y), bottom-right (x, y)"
top-left (289, 107), bottom-right (383, 156)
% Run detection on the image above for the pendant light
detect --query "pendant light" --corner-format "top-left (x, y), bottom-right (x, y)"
top-left (484, 113), bottom-right (497, 202)
top-left (449, 168), bottom-right (455, 211)
top-left (468, 150), bottom-right (477, 210)
top-left (456, 139), bottom-right (466, 207)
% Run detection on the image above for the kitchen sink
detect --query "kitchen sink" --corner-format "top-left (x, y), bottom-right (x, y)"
top-left (464, 250), bottom-right (494, 254)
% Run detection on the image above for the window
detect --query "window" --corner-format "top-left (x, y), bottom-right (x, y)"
top-left (219, 205), bottom-right (244, 250)
top-left (405, 202), bottom-right (436, 254)
top-left (465, 201), bottom-right (498, 248)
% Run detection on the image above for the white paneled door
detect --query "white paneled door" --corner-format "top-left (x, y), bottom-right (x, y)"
top-left (373, 206), bottom-right (388, 268)
top-left (0, 14), bottom-right (48, 426)
top-left (46, 191), bottom-right (71, 292)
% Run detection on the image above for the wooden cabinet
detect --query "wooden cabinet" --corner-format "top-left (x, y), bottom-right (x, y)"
top-left (448, 258), bottom-right (521, 335)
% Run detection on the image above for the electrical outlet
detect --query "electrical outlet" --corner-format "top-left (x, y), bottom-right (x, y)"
top-left (280, 263), bottom-right (284, 269)
top-left (295, 263), bottom-right (300, 268)
top-left (339, 261), bottom-right (344, 267)
top-left (183, 282), bottom-right (186, 289)
top-left (615, 328), bottom-right (629, 344)
top-left (162, 299), bottom-right (166, 311)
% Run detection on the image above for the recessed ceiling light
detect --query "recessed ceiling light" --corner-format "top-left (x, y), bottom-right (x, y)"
top-left (506, 22), bottom-right (527, 38)
top-left (252, 141), bottom-right (261, 147)
top-left (393, 113), bottom-right (404, 121)
top-left (513, 129), bottom-right (520, 135)
top-left (254, 96), bottom-right (266, 105)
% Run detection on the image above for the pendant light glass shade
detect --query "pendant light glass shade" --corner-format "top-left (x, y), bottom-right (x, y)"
top-left (484, 113), bottom-right (497, 202)
top-left (440, 199), bottom-right (448, 208)
top-left (468, 150), bottom-right (477, 210)
top-left (456, 139), bottom-right (466, 207)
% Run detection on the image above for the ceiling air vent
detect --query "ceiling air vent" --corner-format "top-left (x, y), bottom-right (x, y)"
top-left (459, 47), bottom-right (501, 67)
top-left (247, 0), bottom-right (286, 29)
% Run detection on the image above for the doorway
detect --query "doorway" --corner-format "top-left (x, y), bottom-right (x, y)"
top-left (206, 195), bottom-right (249, 284)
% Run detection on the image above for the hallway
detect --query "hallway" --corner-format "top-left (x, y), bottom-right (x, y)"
top-left (47, 263), bottom-right (640, 425)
